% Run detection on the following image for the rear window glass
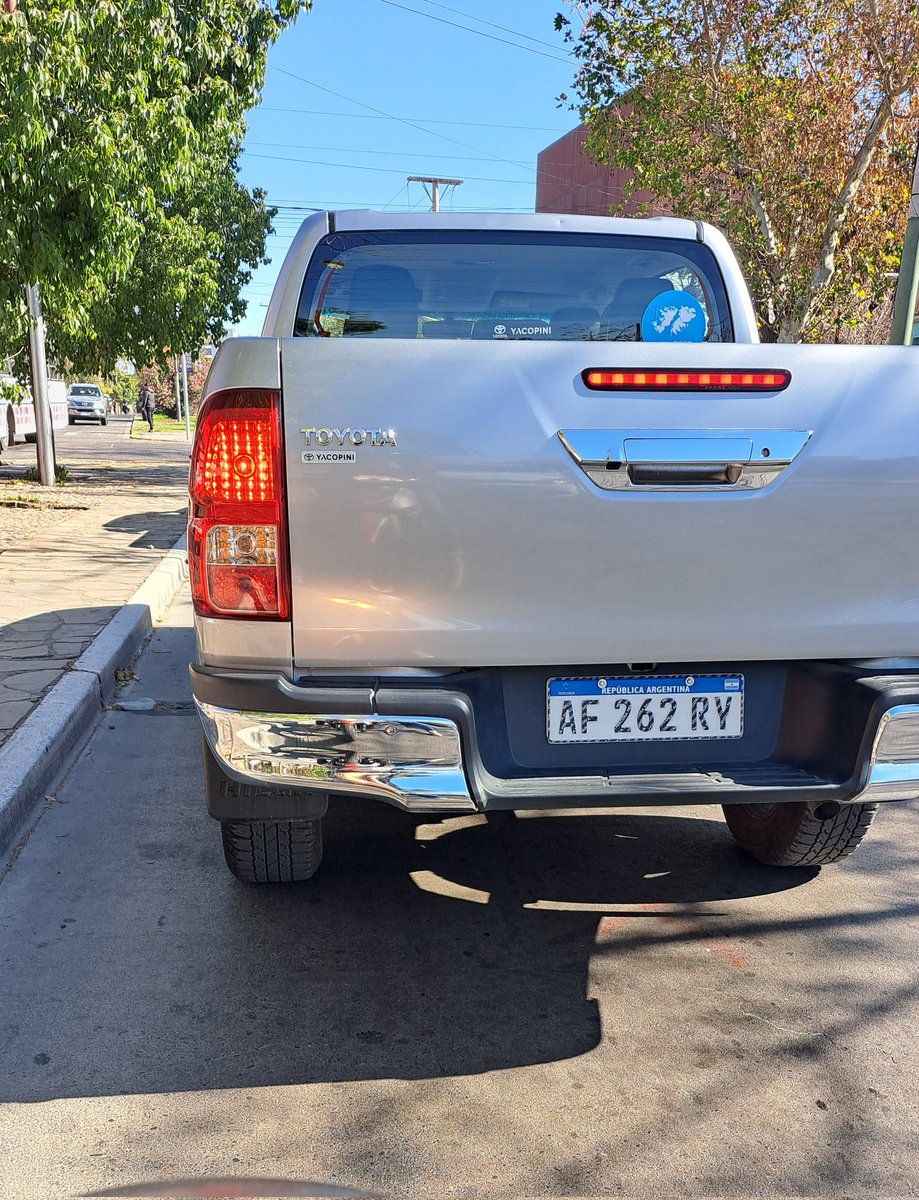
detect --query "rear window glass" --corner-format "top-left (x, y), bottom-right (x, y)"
top-left (295, 230), bottom-right (734, 343)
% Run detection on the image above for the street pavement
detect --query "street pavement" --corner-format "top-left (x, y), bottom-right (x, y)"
top-left (0, 588), bottom-right (917, 1199)
top-left (2, 413), bottom-right (190, 466)
top-left (0, 418), bottom-right (189, 744)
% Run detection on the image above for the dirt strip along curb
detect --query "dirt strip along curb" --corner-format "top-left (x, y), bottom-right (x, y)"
top-left (0, 534), bottom-right (188, 855)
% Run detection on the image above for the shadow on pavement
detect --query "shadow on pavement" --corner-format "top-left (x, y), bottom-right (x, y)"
top-left (0, 620), bottom-right (915, 1108)
top-left (0, 609), bottom-right (122, 749)
top-left (103, 508), bottom-right (188, 548)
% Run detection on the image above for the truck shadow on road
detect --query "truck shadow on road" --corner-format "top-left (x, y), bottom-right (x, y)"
top-left (0, 659), bottom-right (835, 1102)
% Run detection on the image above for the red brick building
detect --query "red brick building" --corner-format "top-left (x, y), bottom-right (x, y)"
top-left (535, 123), bottom-right (665, 217)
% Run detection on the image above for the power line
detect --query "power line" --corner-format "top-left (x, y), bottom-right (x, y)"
top-left (375, 0), bottom-right (570, 63)
top-left (265, 199), bottom-right (535, 212)
top-left (266, 197), bottom-right (533, 210)
top-left (269, 66), bottom-right (535, 175)
top-left (244, 151), bottom-right (535, 186)
top-left (265, 67), bottom-right (622, 203)
top-left (254, 106), bottom-right (566, 133)
top-left (248, 140), bottom-right (530, 163)
top-left (381, 182), bottom-right (409, 211)
top-left (416, 0), bottom-right (565, 52)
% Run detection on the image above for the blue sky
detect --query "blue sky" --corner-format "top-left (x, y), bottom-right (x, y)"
top-left (233, 0), bottom-right (579, 334)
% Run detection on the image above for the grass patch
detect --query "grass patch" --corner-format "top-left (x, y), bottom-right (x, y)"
top-left (131, 412), bottom-right (196, 437)
top-left (0, 492), bottom-right (88, 509)
top-left (22, 463), bottom-right (71, 485)
top-left (0, 494), bottom-right (46, 508)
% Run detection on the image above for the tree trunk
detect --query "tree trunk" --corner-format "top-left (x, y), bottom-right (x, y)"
top-left (776, 313), bottom-right (806, 342)
top-left (791, 102), bottom-right (893, 339)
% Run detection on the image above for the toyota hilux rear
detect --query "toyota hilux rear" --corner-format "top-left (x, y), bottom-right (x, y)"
top-left (190, 210), bottom-right (919, 883)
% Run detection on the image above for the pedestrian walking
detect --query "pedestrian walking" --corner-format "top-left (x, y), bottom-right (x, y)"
top-left (140, 386), bottom-right (155, 432)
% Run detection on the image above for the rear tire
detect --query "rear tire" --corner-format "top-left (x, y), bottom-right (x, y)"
top-left (722, 801), bottom-right (878, 866)
top-left (221, 818), bottom-right (323, 883)
top-left (202, 738), bottom-right (326, 883)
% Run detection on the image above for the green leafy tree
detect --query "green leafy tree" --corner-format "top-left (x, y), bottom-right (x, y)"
top-left (558, 0), bottom-right (919, 341)
top-left (187, 353), bottom-right (213, 413)
top-left (109, 368), bottom-right (138, 412)
top-left (0, 0), bottom-right (310, 372)
top-left (54, 152), bottom-right (275, 374)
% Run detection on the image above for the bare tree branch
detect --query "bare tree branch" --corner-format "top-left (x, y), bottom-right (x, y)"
top-left (781, 100), bottom-right (893, 339)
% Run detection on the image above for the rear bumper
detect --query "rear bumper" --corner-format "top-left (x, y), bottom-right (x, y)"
top-left (192, 662), bottom-right (919, 817)
top-left (197, 704), bottom-right (476, 813)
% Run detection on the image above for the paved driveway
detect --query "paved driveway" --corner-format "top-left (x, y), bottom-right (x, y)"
top-left (1, 590), bottom-right (917, 1198)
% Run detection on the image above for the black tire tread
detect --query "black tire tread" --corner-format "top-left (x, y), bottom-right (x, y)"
top-left (723, 801), bottom-right (878, 867)
top-left (221, 818), bottom-right (323, 884)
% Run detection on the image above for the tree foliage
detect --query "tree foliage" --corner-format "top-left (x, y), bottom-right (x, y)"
top-left (135, 352), bottom-right (211, 417)
top-left (136, 361), bottom-right (179, 415)
top-left (53, 153), bottom-right (274, 374)
top-left (0, 0), bottom-right (310, 372)
top-left (558, 0), bottom-right (919, 341)
top-left (187, 353), bottom-right (213, 412)
top-left (109, 368), bottom-right (138, 412)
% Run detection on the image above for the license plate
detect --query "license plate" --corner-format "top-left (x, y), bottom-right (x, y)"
top-left (547, 674), bottom-right (744, 744)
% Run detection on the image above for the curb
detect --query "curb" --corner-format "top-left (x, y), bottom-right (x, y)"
top-left (0, 533), bottom-right (188, 854)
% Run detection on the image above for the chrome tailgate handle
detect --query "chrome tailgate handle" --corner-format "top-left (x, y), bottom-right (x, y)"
top-left (624, 437), bottom-right (752, 486)
top-left (558, 429), bottom-right (812, 491)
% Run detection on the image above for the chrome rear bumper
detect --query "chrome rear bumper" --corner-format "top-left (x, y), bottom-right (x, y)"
top-left (859, 704), bottom-right (919, 803)
top-left (196, 701), bottom-right (477, 813)
top-left (195, 689), bottom-right (919, 816)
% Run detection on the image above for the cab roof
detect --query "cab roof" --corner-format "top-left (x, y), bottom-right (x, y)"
top-left (330, 209), bottom-right (702, 241)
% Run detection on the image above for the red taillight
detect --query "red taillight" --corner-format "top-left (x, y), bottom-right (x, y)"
top-left (189, 389), bottom-right (289, 620)
top-left (199, 418), bottom-right (277, 504)
top-left (582, 369), bottom-right (792, 392)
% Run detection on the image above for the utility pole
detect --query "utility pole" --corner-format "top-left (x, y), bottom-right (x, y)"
top-left (407, 175), bottom-right (463, 212)
top-left (891, 134), bottom-right (919, 345)
top-left (25, 284), bottom-right (56, 485)
top-left (181, 352), bottom-right (191, 440)
top-left (173, 353), bottom-right (183, 422)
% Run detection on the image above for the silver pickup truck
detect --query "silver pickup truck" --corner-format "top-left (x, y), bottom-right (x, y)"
top-left (189, 210), bottom-right (919, 883)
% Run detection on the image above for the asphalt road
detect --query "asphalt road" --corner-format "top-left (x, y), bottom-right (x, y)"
top-left (3, 414), bottom-right (192, 467)
top-left (1, 588), bottom-right (917, 1199)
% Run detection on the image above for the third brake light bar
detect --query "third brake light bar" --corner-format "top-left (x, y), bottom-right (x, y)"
top-left (582, 369), bottom-right (792, 391)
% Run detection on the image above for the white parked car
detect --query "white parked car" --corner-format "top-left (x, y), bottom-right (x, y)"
top-left (0, 376), bottom-right (68, 447)
top-left (67, 383), bottom-right (109, 425)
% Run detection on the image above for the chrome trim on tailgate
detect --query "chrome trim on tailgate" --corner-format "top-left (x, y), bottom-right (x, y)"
top-left (558, 428), bottom-right (812, 490)
top-left (196, 701), bottom-right (476, 813)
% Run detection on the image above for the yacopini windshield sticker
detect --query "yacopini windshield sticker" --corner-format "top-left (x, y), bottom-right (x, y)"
top-left (640, 290), bottom-right (709, 342)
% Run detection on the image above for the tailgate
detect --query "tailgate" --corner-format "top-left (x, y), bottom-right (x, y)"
top-left (280, 340), bottom-right (919, 669)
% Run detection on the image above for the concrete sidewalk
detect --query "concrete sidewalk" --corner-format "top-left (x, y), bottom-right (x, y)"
top-left (0, 418), bottom-right (191, 847)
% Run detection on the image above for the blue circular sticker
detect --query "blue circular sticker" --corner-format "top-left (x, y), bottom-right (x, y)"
top-left (640, 290), bottom-right (709, 342)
